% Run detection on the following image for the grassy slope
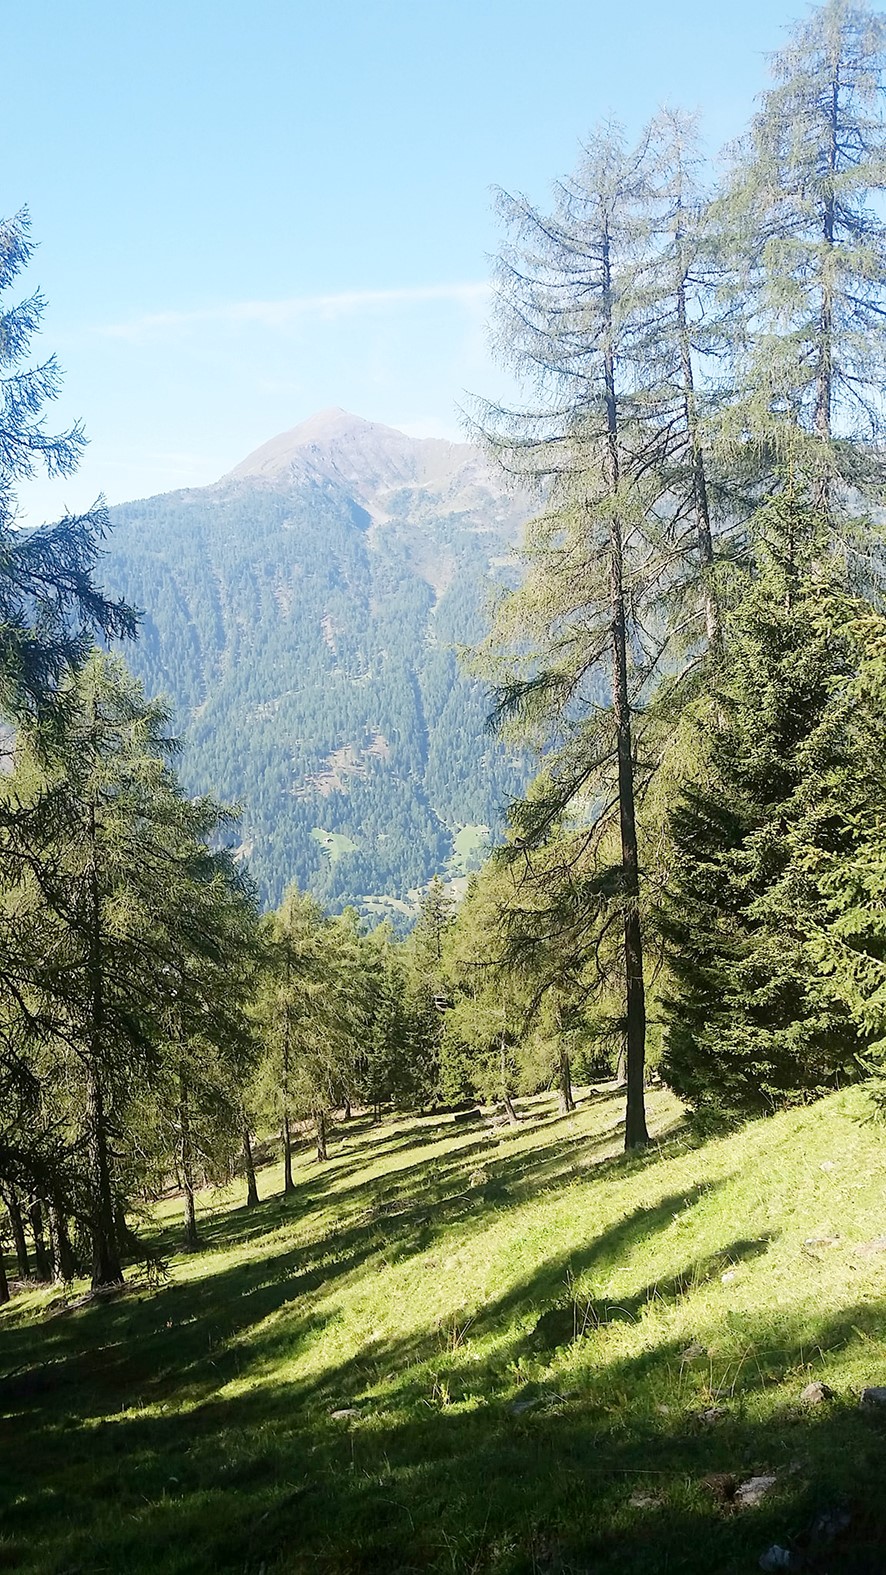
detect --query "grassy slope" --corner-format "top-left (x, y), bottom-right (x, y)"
top-left (1, 1085), bottom-right (885, 1574)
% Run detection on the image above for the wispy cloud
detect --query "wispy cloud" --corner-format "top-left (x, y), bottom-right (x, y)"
top-left (99, 282), bottom-right (491, 341)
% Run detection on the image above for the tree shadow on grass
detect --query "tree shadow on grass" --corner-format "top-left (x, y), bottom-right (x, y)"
top-left (0, 1171), bottom-right (718, 1425)
top-left (150, 1092), bottom-right (676, 1271)
top-left (0, 1100), bottom-right (700, 1438)
top-left (2, 1291), bottom-right (884, 1574)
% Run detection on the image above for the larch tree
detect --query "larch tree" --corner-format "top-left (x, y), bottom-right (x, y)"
top-left (475, 124), bottom-right (697, 1148)
top-left (720, 0), bottom-right (886, 515)
top-left (253, 885), bottom-right (331, 1181)
top-left (7, 652), bottom-right (255, 1286)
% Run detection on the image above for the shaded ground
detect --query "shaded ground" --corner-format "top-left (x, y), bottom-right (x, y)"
top-left (1, 1085), bottom-right (885, 1573)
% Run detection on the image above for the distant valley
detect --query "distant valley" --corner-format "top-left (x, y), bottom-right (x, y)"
top-left (101, 409), bottom-right (531, 917)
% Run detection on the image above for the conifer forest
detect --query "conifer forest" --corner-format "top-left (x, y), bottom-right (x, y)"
top-left (4, 5), bottom-right (886, 1572)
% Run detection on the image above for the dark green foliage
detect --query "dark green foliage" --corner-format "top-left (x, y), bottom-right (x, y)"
top-left (0, 209), bottom-right (136, 720)
top-left (659, 493), bottom-right (883, 1122)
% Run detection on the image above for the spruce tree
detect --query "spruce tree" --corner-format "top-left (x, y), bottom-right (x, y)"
top-left (658, 490), bottom-right (879, 1122)
top-left (0, 209), bottom-right (136, 719)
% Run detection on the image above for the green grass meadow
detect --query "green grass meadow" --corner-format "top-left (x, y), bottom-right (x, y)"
top-left (2, 1085), bottom-right (885, 1573)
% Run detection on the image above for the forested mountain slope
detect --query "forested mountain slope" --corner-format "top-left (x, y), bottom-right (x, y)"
top-left (101, 410), bottom-right (530, 912)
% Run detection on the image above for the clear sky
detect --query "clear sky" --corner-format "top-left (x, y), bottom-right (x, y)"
top-left (6, 0), bottom-right (811, 521)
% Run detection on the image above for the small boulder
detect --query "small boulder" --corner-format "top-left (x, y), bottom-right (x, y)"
top-left (799, 1380), bottom-right (834, 1405)
top-left (758, 1546), bottom-right (795, 1572)
top-left (508, 1395), bottom-right (541, 1416)
top-left (698, 1405), bottom-right (728, 1426)
top-left (859, 1385), bottom-right (886, 1409)
top-left (329, 1407), bottom-right (360, 1420)
top-left (736, 1474), bottom-right (778, 1508)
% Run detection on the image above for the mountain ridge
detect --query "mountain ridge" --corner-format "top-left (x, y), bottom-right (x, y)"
top-left (101, 410), bottom-right (531, 917)
top-left (223, 408), bottom-right (524, 529)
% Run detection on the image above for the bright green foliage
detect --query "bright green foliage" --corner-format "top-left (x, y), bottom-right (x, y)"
top-left (354, 920), bottom-right (413, 1113)
top-left (400, 876), bottom-right (455, 1106)
top-left (0, 651), bottom-right (259, 1281)
top-left (441, 865), bottom-right (525, 1112)
top-left (252, 884), bottom-right (335, 1167)
top-left (658, 492), bottom-right (886, 1122)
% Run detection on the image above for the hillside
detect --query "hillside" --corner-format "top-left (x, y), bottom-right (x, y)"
top-left (100, 411), bottom-right (531, 915)
top-left (3, 1086), bottom-right (886, 1573)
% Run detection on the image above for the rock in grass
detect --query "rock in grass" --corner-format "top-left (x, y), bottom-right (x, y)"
top-left (799, 1380), bottom-right (834, 1405)
top-left (859, 1386), bottom-right (886, 1408)
top-left (681, 1341), bottom-right (706, 1361)
top-left (736, 1474), bottom-right (778, 1507)
top-left (329, 1407), bottom-right (360, 1420)
top-left (758, 1546), bottom-right (796, 1571)
top-left (508, 1395), bottom-right (542, 1416)
top-left (698, 1405), bottom-right (728, 1426)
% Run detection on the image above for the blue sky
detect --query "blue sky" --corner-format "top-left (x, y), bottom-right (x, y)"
top-left (6, 0), bottom-right (811, 521)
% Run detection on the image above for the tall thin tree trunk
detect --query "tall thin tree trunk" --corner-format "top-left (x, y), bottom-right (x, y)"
top-left (282, 1112), bottom-right (295, 1194)
top-left (178, 1075), bottom-right (199, 1252)
top-left (557, 1044), bottom-right (575, 1116)
top-left (341, 1093), bottom-right (352, 1121)
top-left (49, 1197), bottom-right (76, 1283)
top-left (87, 1063), bottom-right (122, 1286)
top-left (5, 1192), bottom-right (30, 1278)
top-left (282, 992), bottom-right (295, 1195)
top-left (500, 1037), bottom-right (519, 1125)
top-left (242, 1124), bottom-right (259, 1207)
top-left (673, 186), bottom-right (719, 648)
top-left (814, 74), bottom-right (837, 515)
top-left (29, 1199), bottom-right (51, 1281)
top-left (601, 228), bottom-right (649, 1152)
top-left (315, 1109), bottom-right (328, 1163)
top-left (86, 788), bottom-right (123, 1289)
top-left (0, 1244), bottom-right (9, 1305)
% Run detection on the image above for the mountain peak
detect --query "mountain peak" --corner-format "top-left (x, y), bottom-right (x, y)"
top-left (222, 408), bottom-right (504, 520)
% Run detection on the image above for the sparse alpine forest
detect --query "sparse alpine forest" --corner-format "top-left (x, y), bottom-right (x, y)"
top-left (3, 4), bottom-right (886, 1573)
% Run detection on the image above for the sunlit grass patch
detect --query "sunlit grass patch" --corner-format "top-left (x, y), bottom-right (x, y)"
top-left (2, 1084), bottom-right (885, 1572)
